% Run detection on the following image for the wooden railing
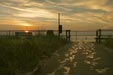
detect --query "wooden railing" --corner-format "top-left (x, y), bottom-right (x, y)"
top-left (96, 29), bottom-right (113, 44)
top-left (0, 29), bottom-right (113, 43)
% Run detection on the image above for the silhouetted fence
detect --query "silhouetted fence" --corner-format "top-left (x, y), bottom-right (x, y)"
top-left (96, 29), bottom-right (113, 44)
top-left (0, 30), bottom-right (71, 42)
top-left (0, 29), bottom-right (113, 43)
top-left (68, 31), bottom-right (96, 42)
top-left (0, 30), bottom-right (97, 42)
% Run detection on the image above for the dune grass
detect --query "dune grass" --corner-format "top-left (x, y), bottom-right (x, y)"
top-left (103, 38), bottom-right (113, 49)
top-left (0, 36), bottom-right (66, 75)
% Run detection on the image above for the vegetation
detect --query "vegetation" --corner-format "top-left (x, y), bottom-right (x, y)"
top-left (102, 37), bottom-right (113, 49)
top-left (0, 36), bottom-right (66, 75)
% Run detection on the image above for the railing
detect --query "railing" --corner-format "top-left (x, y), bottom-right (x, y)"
top-left (0, 30), bottom-right (71, 42)
top-left (69, 31), bottom-right (96, 42)
top-left (0, 29), bottom-right (113, 43)
top-left (96, 29), bottom-right (113, 43)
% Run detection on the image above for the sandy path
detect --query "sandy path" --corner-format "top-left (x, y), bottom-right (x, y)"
top-left (38, 42), bottom-right (113, 75)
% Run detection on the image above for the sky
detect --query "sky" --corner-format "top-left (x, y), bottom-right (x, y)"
top-left (0, 0), bottom-right (113, 30)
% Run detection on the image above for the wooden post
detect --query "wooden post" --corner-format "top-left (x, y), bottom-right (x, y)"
top-left (7, 31), bottom-right (10, 38)
top-left (66, 30), bottom-right (71, 43)
top-left (66, 30), bottom-right (67, 39)
top-left (58, 13), bottom-right (61, 37)
top-left (96, 29), bottom-right (101, 44)
top-left (69, 30), bottom-right (70, 42)
top-left (96, 30), bottom-right (99, 43)
top-left (76, 31), bottom-right (77, 40)
top-left (98, 29), bottom-right (101, 44)
top-left (9, 31), bottom-right (11, 37)
top-left (58, 25), bottom-right (62, 37)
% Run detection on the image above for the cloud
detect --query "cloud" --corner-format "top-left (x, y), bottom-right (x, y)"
top-left (0, 0), bottom-right (113, 30)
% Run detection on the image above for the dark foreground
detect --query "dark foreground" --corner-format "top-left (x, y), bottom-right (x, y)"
top-left (0, 36), bottom-right (66, 75)
top-left (37, 42), bottom-right (113, 75)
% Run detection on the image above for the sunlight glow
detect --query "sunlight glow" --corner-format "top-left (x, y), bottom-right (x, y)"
top-left (25, 30), bottom-right (29, 33)
top-left (20, 22), bottom-right (32, 26)
top-left (16, 20), bottom-right (32, 26)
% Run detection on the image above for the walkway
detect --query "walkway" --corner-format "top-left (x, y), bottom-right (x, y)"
top-left (38, 42), bottom-right (113, 75)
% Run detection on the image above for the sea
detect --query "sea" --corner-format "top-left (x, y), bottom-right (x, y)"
top-left (0, 30), bottom-right (113, 42)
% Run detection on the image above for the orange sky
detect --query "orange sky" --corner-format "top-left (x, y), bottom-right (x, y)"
top-left (0, 0), bottom-right (113, 30)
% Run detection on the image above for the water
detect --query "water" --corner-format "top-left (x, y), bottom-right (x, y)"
top-left (60, 31), bottom-right (96, 42)
top-left (0, 30), bottom-right (113, 42)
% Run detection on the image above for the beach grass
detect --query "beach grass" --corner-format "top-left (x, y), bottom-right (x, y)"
top-left (0, 36), bottom-right (66, 75)
top-left (102, 37), bottom-right (113, 49)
